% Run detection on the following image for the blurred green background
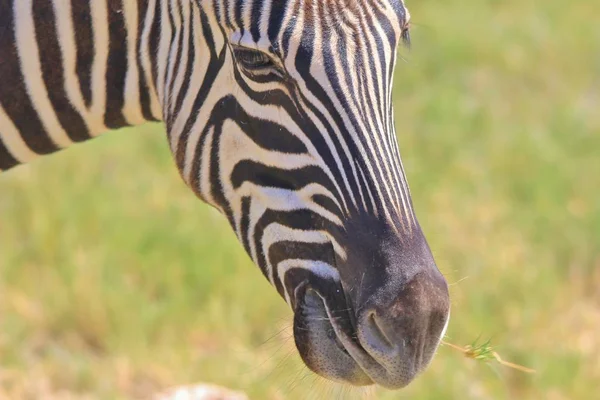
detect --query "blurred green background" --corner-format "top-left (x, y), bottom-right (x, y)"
top-left (1, 0), bottom-right (598, 398)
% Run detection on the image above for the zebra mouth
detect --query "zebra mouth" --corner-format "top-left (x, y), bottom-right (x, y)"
top-left (292, 277), bottom-right (449, 389)
top-left (293, 286), bottom-right (377, 386)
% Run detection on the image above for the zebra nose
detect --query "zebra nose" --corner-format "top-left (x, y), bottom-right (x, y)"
top-left (355, 271), bottom-right (450, 389)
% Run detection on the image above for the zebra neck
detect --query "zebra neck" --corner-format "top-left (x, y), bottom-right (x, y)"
top-left (0, 0), bottom-right (188, 171)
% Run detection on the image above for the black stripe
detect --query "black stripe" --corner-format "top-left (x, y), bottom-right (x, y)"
top-left (267, 0), bottom-right (289, 45)
top-left (33, 0), bottom-right (91, 142)
top-left (252, 209), bottom-right (343, 284)
top-left (0, 0), bottom-right (58, 155)
top-left (230, 161), bottom-right (336, 196)
top-left (312, 194), bottom-right (343, 219)
top-left (355, 160), bottom-right (378, 215)
top-left (105, 0), bottom-right (129, 129)
top-left (148, 0), bottom-right (162, 109)
top-left (71, 1), bottom-right (94, 108)
top-left (234, 0), bottom-right (244, 36)
top-left (269, 241), bottom-right (336, 268)
top-left (212, 95), bottom-right (308, 154)
top-left (171, 3), bottom-right (197, 121)
top-left (0, 137), bottom-right (20, 170)
top-left (164, 0), bottom-right (177, 107)
top-left (268, 241), bottom-right (336, 299)
top-left (208, 103), bottom-right (235, 228)
top-left (389, 0), bottom-right (408, 25)
top-left (240, 196), bottom-right (252, 255)
top-left (166, 0), bottom-right (185, 127)
top-left (249, 0), bottom-right (262, 43)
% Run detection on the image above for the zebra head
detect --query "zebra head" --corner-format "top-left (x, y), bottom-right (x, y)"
top-left (170, 0), bottom-right (450, 389)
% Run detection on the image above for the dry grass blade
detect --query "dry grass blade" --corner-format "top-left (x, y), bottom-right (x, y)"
top-left (441, 338), bottom-right (536, 374)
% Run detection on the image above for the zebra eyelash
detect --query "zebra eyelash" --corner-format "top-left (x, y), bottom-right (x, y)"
top-left (401, 24), bottom-right (411, 48)
top-left (231, 45), bottom-right (285, 79)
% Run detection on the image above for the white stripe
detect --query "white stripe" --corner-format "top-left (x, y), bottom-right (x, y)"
top-left (246, 197), bottom-right (266, 268)
top-left (89, 0), bottom-right (110, 135)
top-left (262, 223), bottom-right (337, 287)
top-left (198, 125), bottom-right (216, 205)
top-left (165, 0), bottom-right (183, 114)
top-left (51, 0), bottom-right (100, 134)
top-left (277, 259), bottom-right (341, 306)
top-left (236, 183), bottom-right (344, 227)
top-left (122, 0), bottom-right (147, 125)
top-left (439, 308), bottom-right (451, 345)
top-left (156, 0), bottom-right (173, 110)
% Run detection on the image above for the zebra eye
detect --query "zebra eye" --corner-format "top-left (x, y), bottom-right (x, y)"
top-left (232, 46), bottom-right (274, 71)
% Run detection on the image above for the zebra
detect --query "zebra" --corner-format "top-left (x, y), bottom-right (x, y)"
top-left (0, 0), bottom-right (450, 390)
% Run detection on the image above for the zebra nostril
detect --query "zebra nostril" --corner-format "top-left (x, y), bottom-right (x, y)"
top-left (361, 311), bottom-right (395, 352)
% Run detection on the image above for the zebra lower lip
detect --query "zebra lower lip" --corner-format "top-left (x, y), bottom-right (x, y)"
top-left (293, 288), bottom-right (374, 386)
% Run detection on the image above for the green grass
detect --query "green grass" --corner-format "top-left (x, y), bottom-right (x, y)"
top-left (1, 0), bottom-right (598, 398)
